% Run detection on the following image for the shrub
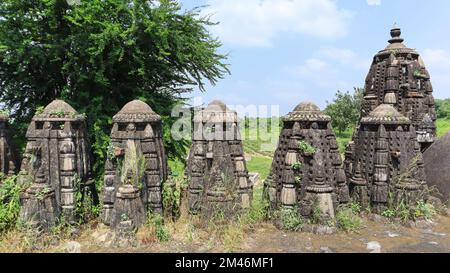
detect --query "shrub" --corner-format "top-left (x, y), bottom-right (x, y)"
top-left (0, 175), bottom-right (29, 234)
top-left (335, 203), bottom-right (363, 232)
top-left (273, 208), bottom-right (304, 231)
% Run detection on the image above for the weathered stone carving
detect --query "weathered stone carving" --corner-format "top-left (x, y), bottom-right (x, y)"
top-left (346, 95), bottom-right (427, 213)
top-left (18, 99), bottom-right (96, 225)
top-left (19, 166), bottom-right (59, 230)
top-left (186, 100), bottom-right (252, 219)
top-left (423, 131), bottom-right (450, 202)
top-left (361, 25), bottom-right (437, 151)
top-left (102, 100), bottom-right (167, 228)
top-left (264, 102), bottom-right (350, 223)
top-left (0, 112), bottom-right (18, 177)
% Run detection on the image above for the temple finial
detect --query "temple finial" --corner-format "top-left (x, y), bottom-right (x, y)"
top-left (389, 23), bottom-right (403, 44)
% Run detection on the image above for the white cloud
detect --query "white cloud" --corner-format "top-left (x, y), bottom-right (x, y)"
top-left (289, 58), bottom-right (339, 88)
top-left (317, 47), bottom-right (371, 69)
top-left (203, 0), bottom-right (353, 47)
top-left (422, 49), bottom-right (450, 98)
top-left (366, 0), bottom-right (381, 6)
top-left (422, 49), bottom-right (450, 70)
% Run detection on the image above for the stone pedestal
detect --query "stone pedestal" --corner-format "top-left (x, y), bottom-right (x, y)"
top-left (111, 184), bottom-right (146, 229)
top-left (19, 169), bottom-right (59, 230)
top-left (349, 163), bottom-right (370, 209)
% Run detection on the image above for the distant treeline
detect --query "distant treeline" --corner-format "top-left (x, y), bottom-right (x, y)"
top-left (436, 98), bottom-right (450, 119)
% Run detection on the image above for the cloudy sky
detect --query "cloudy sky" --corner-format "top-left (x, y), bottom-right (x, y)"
top-left (181, 0), bottom-right (450, 116)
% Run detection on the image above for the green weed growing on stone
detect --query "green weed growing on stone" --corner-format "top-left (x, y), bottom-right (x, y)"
top-left (335, 203), bottom-right (363, 232)
top-left (0, 175), bottom-right (28, 234)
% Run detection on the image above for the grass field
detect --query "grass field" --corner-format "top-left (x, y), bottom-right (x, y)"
top-left (437, 118), bottom-right (450, 137)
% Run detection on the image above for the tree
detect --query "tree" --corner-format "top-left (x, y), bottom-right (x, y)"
top-left (436, 98), bottom-right (450, 119)
top-left (0, 0), bottom-right (229, 180)
top-left (324, 88), bottom-right (363, 135)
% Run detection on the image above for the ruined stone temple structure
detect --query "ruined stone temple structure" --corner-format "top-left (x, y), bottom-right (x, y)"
top-left (0, 112), bottom-right (18, 176)
top-left (102, 100), bottom-right (167, 228)
top-left (186, 100), bottom-right (252, 218)
top-left (18, 100), bottom-right (96, 226)
top-left (361, 25), bottom-right (437, 151)
top-left (345, 95), bottom-right (427, 213)
top-left (264, 102), bottom-right (350, 223)
top-left (423, 132), bottom-right (450, 203)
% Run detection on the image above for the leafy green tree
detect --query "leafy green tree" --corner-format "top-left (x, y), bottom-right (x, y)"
top-left (324, 88), bottom-right (363, 135)
top-left (435, 98), bottom-right (450, 119)
top-left (0, 0), bottom-right (229, 181)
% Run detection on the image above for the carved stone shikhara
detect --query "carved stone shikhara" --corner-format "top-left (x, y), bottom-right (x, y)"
top-left (361, 26), bottom-right (437, 151)
top-left (186, 100), bottom-right (252, 219)
top-left (102, 100), bottom-right (167, 228)
top-left (18, 100), bottom-right (96, 227)
top-left (264, 102), bottom-right (350, 224)
top-left (346, 95), bottom-right (427, 213)
top-left (0, 112), bottom-right (18, 177)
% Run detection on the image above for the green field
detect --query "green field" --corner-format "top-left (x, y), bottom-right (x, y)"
top-left (437, 118), bottom-right (450, 137)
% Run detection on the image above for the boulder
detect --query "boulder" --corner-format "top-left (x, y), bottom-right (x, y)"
top-left (423, 132), bottom-right (450, 202)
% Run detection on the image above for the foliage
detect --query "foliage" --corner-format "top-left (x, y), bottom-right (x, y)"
top-left (246, 185), bottom-right (268, 226)
top-left (162, 174), bottom-right (187, 221)
top-left (437, 118), bottom-right (450, 137)
top-left (0, 0), bottom-right (229, 185)
top-left (0, 175), bottom-right (29, 234)
top-left (120, 143), bottom-right (146, 188)
top-left (435, 98), bottom-right (450, 119)
top-left (291, 161), bottom-right (302, 170)
top-left (382, 193), bottom-right (437, 223)
top-left (297, 141), bottom-right (317, 155)
top-left (324, 88), bottom-right (364, 135)
top-left (35, 186), bottom-right (52, 201)
top-left (273, 207), bottom-right (304, 231)
top-left (334, 203), bottom-right (363, 232)
top-left (147, 212), bottom-right (170, 243)
top-left (0, 109), bottom-right (10, 116)
top-left (74, 173), bottom-right (101, 224)
top-left (414, 200), bottom-right (436, 220)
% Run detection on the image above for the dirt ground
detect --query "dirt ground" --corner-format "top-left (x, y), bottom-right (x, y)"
top-left (56, 214), bottom-right (450, 253)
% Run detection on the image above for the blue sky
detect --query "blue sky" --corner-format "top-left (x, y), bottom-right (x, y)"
top-left (181, 0), bottom-right (450, 116)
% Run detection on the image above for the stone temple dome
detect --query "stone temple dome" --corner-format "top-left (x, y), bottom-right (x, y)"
top-left (113, 99), bottom-right (161, 122)
top-left (193, 100), bottom-right (237, 123)
top-left (361, 104), bottom-right (411, 125)
top-left (34, 99), bottom-right (79, 120)
top-left (284, 101), bottom-right (331, 122)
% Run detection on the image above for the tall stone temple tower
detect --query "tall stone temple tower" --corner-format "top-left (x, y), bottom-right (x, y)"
top-left (18, 100), bottom-right (96, 227)
top-left (361, 25), bottom-right (437, 151)
top-left (102, 100), bottom-right (168, 228)
top-left (264, 102), bottom-right (350, 223)
top-left (186, 100), bottom-right (252, 219)
top-left (0, 112), bottom-right (18, 177)
top-left (345, 95), bottom-right (427, 213)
